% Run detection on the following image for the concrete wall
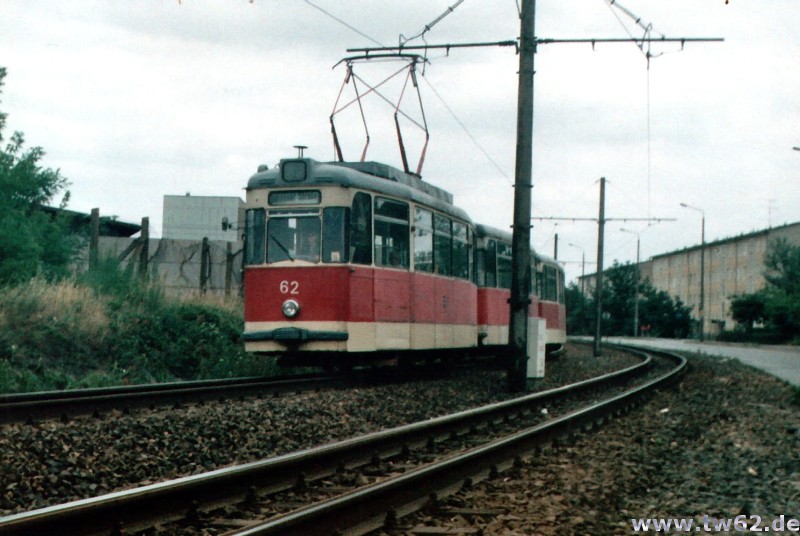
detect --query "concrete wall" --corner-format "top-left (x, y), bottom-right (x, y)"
top-left (579, 221), bottom-right (800, 337)
top-left (96, 236), bottom-right (243, 297)
top-left (651, 223), bottom-right (800, 335)
top-left (162, 195), bottom-right (243, 243)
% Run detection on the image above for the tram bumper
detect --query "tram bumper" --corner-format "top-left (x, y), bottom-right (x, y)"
top-left (242, 327), bottom-right (349, 344)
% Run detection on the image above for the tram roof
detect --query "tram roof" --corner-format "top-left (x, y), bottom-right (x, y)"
top-left (247, 158), bottom-right (471, 223)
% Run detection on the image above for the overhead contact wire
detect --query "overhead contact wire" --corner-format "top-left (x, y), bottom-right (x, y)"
top-left (304, 0), bottom-right (385, 47)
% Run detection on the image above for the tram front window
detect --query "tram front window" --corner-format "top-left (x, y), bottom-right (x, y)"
top-left (267, 215), bottom-right (321, 263)
top-left (245, 208), bottom-right (266, 265)
top-left (322, 207), bottom-right (348, 263)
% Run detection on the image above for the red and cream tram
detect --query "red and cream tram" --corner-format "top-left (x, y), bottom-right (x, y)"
top-left (474, 224), bottom-right (567, 356)
top-left (242, 156), bottom-right (566, 368)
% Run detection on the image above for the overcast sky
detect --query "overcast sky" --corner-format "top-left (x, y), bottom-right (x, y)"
top-left (2, 1), bottom-right (798, 283)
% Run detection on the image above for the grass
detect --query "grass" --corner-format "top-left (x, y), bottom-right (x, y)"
top-left (0, 259), bottom-right (278, 394)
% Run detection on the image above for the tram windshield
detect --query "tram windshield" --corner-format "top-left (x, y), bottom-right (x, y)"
top-left (245, 207), bottom-right (350, 265)
top-left (268, 214), bottom-right (320, 263)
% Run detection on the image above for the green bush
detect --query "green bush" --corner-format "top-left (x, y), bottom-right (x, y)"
top-left (109, 300), bottom-right (254, 382)
top-left (0, 277), bottom-right (110, 375)
top-left (0, 264), bottom-right (277, 393)
top-left (717, 328), bottom-right (790, 345)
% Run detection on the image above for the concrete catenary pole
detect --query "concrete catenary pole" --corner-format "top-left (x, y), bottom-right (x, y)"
top-left (593, 177), bottom-right (606, 357)
top-left (507, 0), bottom-right (536, 392)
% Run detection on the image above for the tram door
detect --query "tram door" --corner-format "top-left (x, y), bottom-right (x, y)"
top-left (373, 197), bottom-right (411, 349)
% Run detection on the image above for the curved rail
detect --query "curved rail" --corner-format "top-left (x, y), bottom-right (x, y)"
top-left (241, 347), bottom-right (686, 535)
top-left (0, 347), bottom-right (661, 536)
top-left (0, 373), bottom-right (340, 424)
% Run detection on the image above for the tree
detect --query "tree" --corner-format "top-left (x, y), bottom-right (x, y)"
top-left (638, 285), bottom-right (691, 339)
top-left (730, 292), bottom-right (767, 334)
top-left (565, 282), bottom-right (592, 335)
top-left (764, 238), bottom-right (800, 297)
top-left (762, 238), bottom-right (800, 340)
top-left (603, 261), bottom-right (637, 336)
top-left (723, 238), bottom-right (800, 343)
top-left (568, 261), bottom-right (691, 339)
top-left (0, 66), bottom-right (75, 284)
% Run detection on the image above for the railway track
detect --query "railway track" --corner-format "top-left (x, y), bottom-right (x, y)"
top-left (0, 373), bottom-right (343, 425)
top-left (0, 344), bottom-right (684, 536)
top-left (0, 360), bottom-right (504, 425)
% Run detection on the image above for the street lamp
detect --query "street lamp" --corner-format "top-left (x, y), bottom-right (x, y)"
top-left (619, 228), bottom-right (640, 337)
top-left (568, 242), bottom-right (586, 295)
top-left (680, 202), bottom-right (705, 341)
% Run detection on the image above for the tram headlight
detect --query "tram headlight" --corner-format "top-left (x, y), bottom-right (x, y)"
top-left (282, 299), bottom-right (301, 318)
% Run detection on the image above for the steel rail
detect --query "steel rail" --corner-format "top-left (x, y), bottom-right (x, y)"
top-left (232, 348), bottom-right (686, 535)
top-left (0, 360), bottom-right (493, 424)
top-left (0, 373), bottom-right (339, 424)
top-left (0, 349), bottom-right (654, 536)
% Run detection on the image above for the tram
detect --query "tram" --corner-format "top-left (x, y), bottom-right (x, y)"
top-left (241, 155), bottom-right (566, 368)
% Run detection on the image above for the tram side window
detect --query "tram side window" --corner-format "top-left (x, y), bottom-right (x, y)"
top-left (559, 269), bottom-right (566, 303)
top-left (414, 208), bottom-right (434, 273)
top-left (323, 207), bottom-right (348, 263)
top-left (545, 265), bottom-right (558, 301)
top-left (244, 208), bottom-right (266, 265)
top-left (497, 241), bottom-right (512, 289)
top-left (452, 222), bottom-right (470, 280)
top-left (433, 214), bottom-right (452, 276)
top-left (535, 266), bottom-right (544, 297)
top-left (349, 192), bottom-right (372, 265)
top-left (374, 197), bottom-right (409, 268)
top-left (484, 240), bottom-right (497, 287)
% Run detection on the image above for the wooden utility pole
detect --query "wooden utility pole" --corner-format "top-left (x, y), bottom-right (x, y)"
top-left (200, 237), bottom-right (210, 294)
top-left (89, 208), bottom-right (100, 270)
top-left (507, 0), bottom-right (536, 392)
top-left (138, 217), bottom-right (149, 280)
top-left (225, 242), bottom-right (233, 297)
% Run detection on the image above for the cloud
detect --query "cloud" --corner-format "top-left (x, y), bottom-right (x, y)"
top-left (0, 0), bottom-right (797, 284)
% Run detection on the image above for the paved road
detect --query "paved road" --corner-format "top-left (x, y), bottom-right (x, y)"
top-left (572, 336), bottom-right (800, 386)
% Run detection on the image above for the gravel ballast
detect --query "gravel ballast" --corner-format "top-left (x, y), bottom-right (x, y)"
top-left (393, 352), bottom-right (800, 535)
top-left (2, 345), bottom-right (797, 535)
top-left (0, 346), bottom-right (635, 516)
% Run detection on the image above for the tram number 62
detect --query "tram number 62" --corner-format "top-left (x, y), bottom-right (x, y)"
top-left (279, 280), bottom-right (300, 295)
